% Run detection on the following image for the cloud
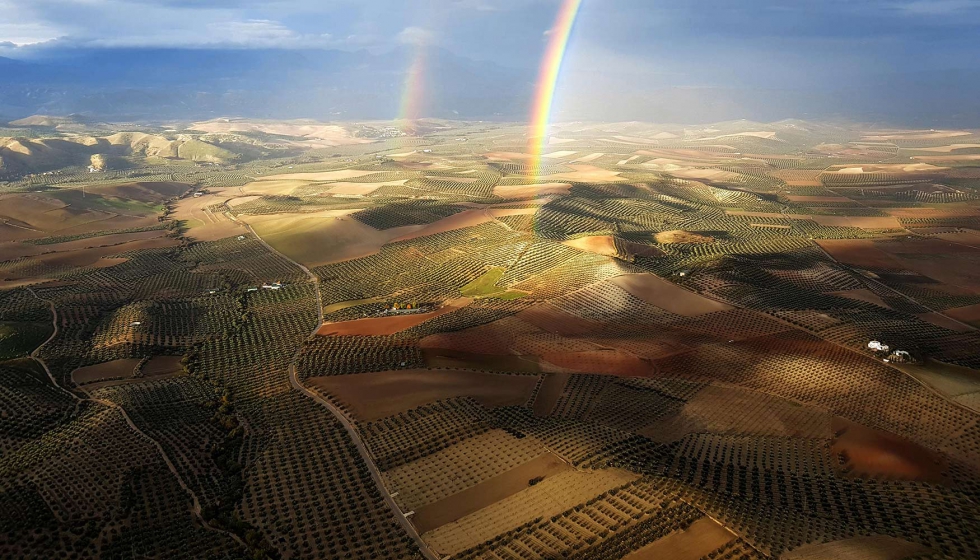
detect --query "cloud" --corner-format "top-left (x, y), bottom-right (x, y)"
top-left (896, 0), bottom-right (980, 15)
top-left (396, 26), bottom-right (434, 46)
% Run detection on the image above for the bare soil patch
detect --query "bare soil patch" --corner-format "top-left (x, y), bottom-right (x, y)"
top-left (533, 372), bottom-right (569, 417)
top-left (72, 358), bottom-right (140, 385)
top-left (830, 417), bottom-right (948, 483)
top-left (141, 355), bottom-right (183, 377)
top-left (916, 312), bottom-right (974, 332)
top-left (541, 350), bottom-right (653, 376)
top-left (609, 274), bottom-right (733, 316)
top-left (622, 517), bottom-right (735, 560)
top-left (783, 535), bottom-right (929, 560)
top-left (654, 230), bottom-right (714, 244)
top-left (817, 239), bottom-right (906, 270)
top-left (943, 302), bottom-right (980, 326)
top-left (411, 453), bottom-right (569, 533)
top-left (308, 368), bottom-right (538, 421)
top-left (317, 298), bottom-right (471, 336)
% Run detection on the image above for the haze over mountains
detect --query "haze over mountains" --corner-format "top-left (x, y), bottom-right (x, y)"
top-left (3, 45), bottom-right (980, 126)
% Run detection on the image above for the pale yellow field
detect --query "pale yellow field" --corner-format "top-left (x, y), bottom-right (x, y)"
top-left (423, 468), bottom-right (639, 556)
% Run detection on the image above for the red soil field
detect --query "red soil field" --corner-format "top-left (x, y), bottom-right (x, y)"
top-left (541, 350), bottom-right (653, 377)
top-left (830, 417), bottom-right (948, 483)
top-left (308, 369), bottom-right (539, 421)
top-left (316, 298), bottom-right (471, 336)
top-left (609, 274), bottom-right (733, 316)
top-left (943, 303), bottom-right (980, 326)
top-left (817, 239), bottom-right (906, 269)
top-left (516, 304), bottom-right (603, 337)
top-left (71, 358), bottom-right (141, 385)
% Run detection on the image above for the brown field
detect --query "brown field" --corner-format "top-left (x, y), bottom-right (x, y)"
top-left (784, 535), bottom-right (929, 560)
top-left (516, 304), bottom-right (603, 337)
top-left (411, 452), bottom-right (569, 533)
top-left (810, 215), bottom-right (902, 229)
top-left (0, 192), bottom-right (158, 240)
top-left (828, 289), bottom-right (892, 309)
top-left (71, 358), bottom-right (141, 385)
top-left (830, 417), bottom-right (948, 483)
top-left (308, 368), bottom-right (538, 421)
top-left (817, 239), bottom-right (906, 269)
top-left (916, 312), bottom-right (974, 332)
top-left (533, 372), bottom-right (569, 416)
top-left (655, 230), bottom-right (715, 244)
top-left (609, 274), bottom-right (733, 316)
top-left (225, 195), bottom-right (262, 207)
top-left (785, 195), bottom-right (853, 202)
top-left (643, 384), bottom-right (832, 442)
top-left (563, 235), bottom-right (665, 259)
top-left (541, 350), bottom-right (653, 376)
top-left (141, 355), bottom-right (183, 377)
top-left (316, 298), bottom-right (471, 336)
top-left (0, 242), bottom-right (44, 261)
top-left (943, 302), bottom-right (980, 325)
top-left (622, 517), bottom-right (735, 560)
top-left (884, 206), bottom-right (980, 218)
top-left (422, 348), bottom-right (542, 373)
top-left (563, 235), bottom-right (618, 257)
top-left (492, 182), bottom-right (571, 198)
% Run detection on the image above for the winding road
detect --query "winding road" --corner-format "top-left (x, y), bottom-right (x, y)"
top-left (247, 223), bottom-right (440, 560)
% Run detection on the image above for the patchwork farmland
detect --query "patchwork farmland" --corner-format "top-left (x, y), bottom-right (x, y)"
top-left (2, 118), bottom-right (980, 558)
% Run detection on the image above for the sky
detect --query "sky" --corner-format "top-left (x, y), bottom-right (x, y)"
top-left (2, 0), bottom-right (980, 123)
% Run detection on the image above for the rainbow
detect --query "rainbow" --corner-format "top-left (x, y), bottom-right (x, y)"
top-left (398, 45), bottom-right (428, 132)
top-left (528, 0), bottom-right (583, 179)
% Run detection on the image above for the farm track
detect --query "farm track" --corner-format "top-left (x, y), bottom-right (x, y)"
top-left (24, 288), bottom-right (251, 552)
top-left (249, 223), bottom-right (440, 560)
